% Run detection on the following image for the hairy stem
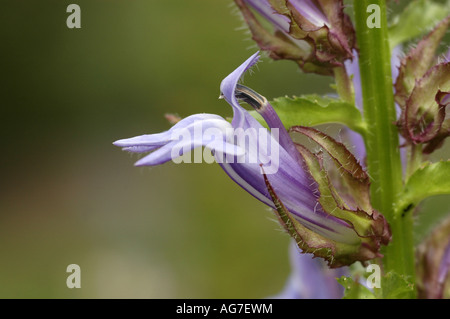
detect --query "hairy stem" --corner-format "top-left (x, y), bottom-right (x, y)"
top-left (354, 0), bottom-right (416, 297)
top-left (406, 144), bottom-right (423, 181)
top-left (334, 66), bottom-right (354, 104)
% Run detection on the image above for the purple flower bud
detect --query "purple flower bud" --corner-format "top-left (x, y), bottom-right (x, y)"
top-left (394, 16), bottom-right (450, 154)
top-left (234, 0), bottom-right (356, 75)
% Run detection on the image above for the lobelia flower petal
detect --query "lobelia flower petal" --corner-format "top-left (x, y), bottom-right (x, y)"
top-left (288, 0), bottom-right (328, 29)
top-left (344, 45), bottom-right (404, 163)
top-left (270, 241), bottom-right (347, 299)
top-left (114, 52), bottom-right (391, 267)
top-left (244, 0), bottom-right (291, 33)
top-left (114, 114), bottom-right (246, 166)
top-left (439, 91), bottom-right (450, 106)
top-left (114, 114), bottom-right (224, 148)
top-left (220, 52), bottom-right (262, 130)
top-left (219, 52), bottom-right (359, 245)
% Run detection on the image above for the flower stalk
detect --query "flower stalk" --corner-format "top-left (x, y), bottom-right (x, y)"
top-left (354, 0), bottom-right (416, 296)
top-left (333, 66), bottom-right (354, 104)
top-left (406, 144), bottom-right (423, 181)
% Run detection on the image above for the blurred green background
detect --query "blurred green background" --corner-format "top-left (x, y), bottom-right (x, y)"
top-left (1, 0), bottom-right (449, 299)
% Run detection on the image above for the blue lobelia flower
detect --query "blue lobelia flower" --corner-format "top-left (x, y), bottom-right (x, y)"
top-left (114, 52), bottom-right (391, 268)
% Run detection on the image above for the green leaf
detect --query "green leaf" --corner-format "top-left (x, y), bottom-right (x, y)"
top-left (388, 0), bottom-right (450, 49)
top-left (338, 276), bottom-right (376, 299)
top-left (338, 272), bottom-right (415, 299)
top-left (381, 272), bottom-right (414, 299)
top-left (396, 161), bottom-right (450, 216)
top-left (249, 95), bottom-right (367, 135)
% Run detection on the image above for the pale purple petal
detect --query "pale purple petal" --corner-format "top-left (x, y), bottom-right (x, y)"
top-left (344, 50), bottom-right (363, 109)
top-left (220, 52), bottom-right (357, 243)
top-left (344, 45), bottom-right (404, 162)
top-left (115, 115), bottom-right (246, 166)
top-left (122, 145), bottom-right (161, 153)
top-left (113, 132), bottom-right (171, 148)
top-left (438, 239), bottom-right (450, 297)
top-left (254, 99), bottom-right (305, 164)
top-left (134, 140), bottom-right (184, 166)
top-left (345, 129), bottom-right (366, 163)
top-left (113, 114), bottom-right (224, 148)
top-left (345, 46), bottom-right (403, 112)
top-left (220, 52), bottom-right (261, 129)
top-left (343, 50), bottom-right (365, 161)
top-left (289, 0), bottom-right (328, 27)
top-left (391, 45), bottom-right (403, 84)
top-left (240, 1), bottom-right (313, 60)
top-left (271, 241), bottom-right (346, 299)
top-left (134, 138), bottom-right (245, 167)
top-left (244, 0), bottom-right (291, 33)
top-left (440, 92), bottom-right (450, 106)
top-left (221, 52), bottom-right (301, 162)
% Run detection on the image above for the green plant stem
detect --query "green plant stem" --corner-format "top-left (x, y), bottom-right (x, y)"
top-left (406, 144), bottom-right (423, 181)
top-left (353, 0), bottom-right (416, 297)
top-left (333, 66), bottom-right (354, 104)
